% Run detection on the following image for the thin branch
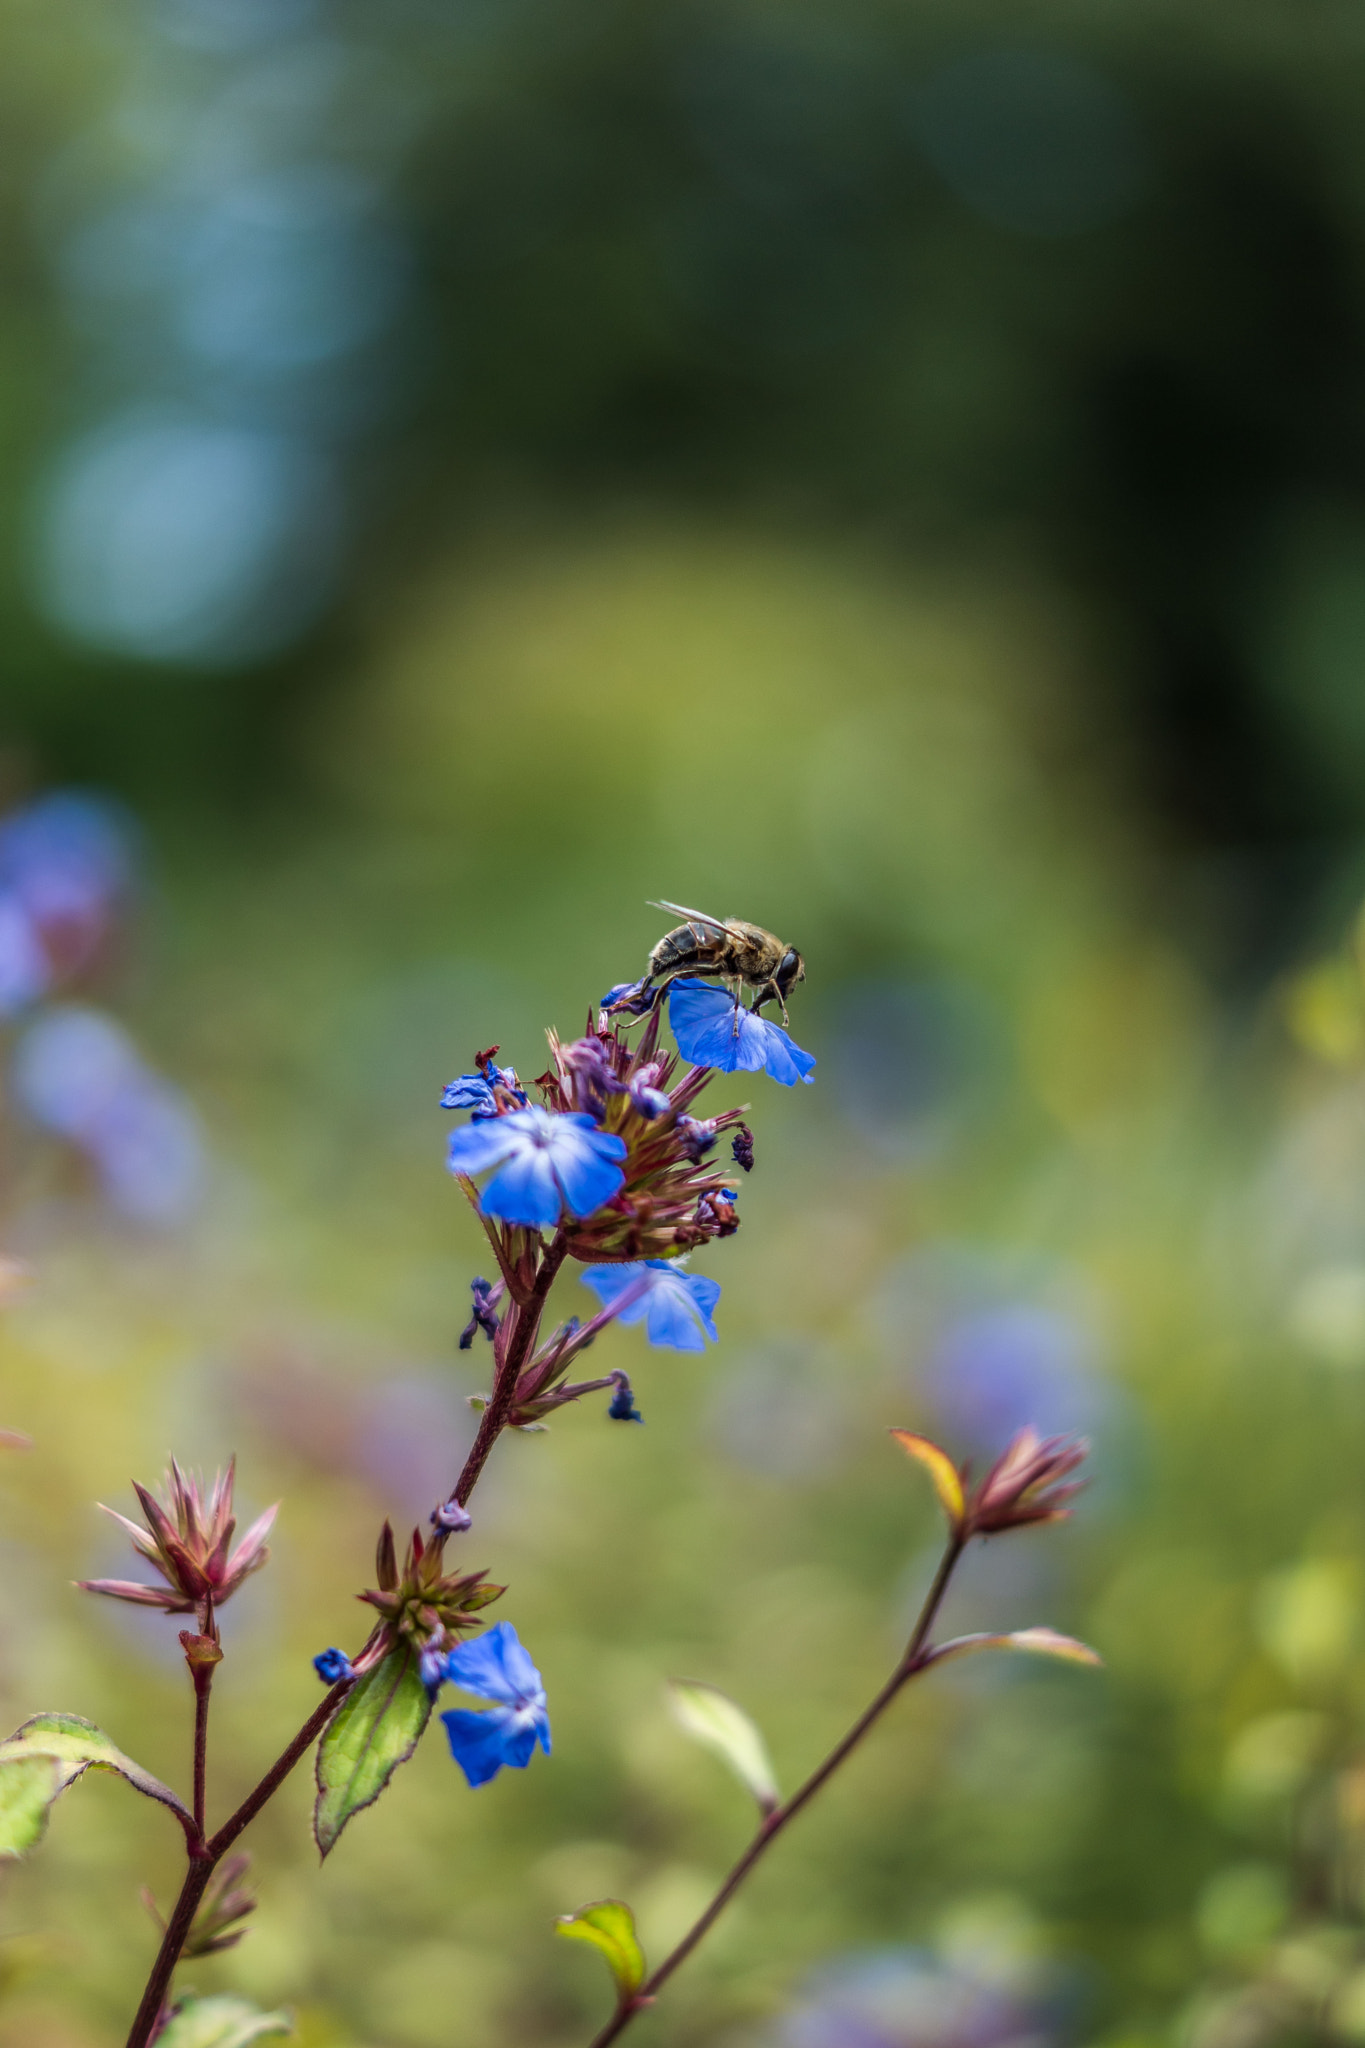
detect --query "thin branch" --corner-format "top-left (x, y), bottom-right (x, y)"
top-left (447, 1235), bottom-right (566, 1511)
top-left (585, 1534), bottom-right (967, 2048)
top-left (124, 1232), bottom-right (570, 2048)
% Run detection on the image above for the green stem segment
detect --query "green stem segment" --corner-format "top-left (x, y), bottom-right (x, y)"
top-left (585, 1534), bottom-right (968, 2048)
top-left (123, 1232), bottom-right (567, 2048)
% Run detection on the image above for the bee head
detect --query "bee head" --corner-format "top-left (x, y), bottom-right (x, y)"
top-left (776, 948), bottom-right (805, 999)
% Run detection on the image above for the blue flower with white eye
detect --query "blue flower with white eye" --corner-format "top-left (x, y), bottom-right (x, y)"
top-left (447, 1107), bottom-right (626, 1228)
top-left (667, 980), bottom-right (815, 1085)
top-left (581, 1258), bottom-right (721, 1351)
top-left (437, 1622), bottom-right (551, 1788)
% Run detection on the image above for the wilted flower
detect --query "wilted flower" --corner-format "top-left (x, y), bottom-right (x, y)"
top-left (607, 1370), bottom-right (644, 1422)
top-left (434, 1621), bottom-right (552, 1788)
top-left (358, 1520), bottom-right (502, 1661)
top-left (447, 1107), bottom-right (627, 1228)
top-left (458, 1276), bottom-right (502, 1349)
top-left (79, 1459), bottom-right (276, 1621)
top-left (441, 1047), bottom-right (528, 1119)
top-left (732, 1123), bottom-right (755, 1172)
top-left (667, 979), bottom-right (816, 1086)
top-left (581, 1259), bottom-right (721, 1350)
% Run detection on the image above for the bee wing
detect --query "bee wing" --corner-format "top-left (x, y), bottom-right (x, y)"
top-left (648, 900), bottom-right (729, 933)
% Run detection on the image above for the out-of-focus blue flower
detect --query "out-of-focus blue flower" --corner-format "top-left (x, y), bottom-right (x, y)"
top-left (13, 1006), bottom-right (207, 1226)
top-left (441, 1072), bottom-right (497, 1116)
top-left (437, 1621), bottom-right (551, 1787)
top-left (581, 1259), bottom-right (721, 1351)
top-left (0, 792), bottom-right (136, 1014)
top-left (0, 898), bottom-right (50, 1015)
top-left (767, 1943), bottom-right (1062, 2048)
top-left (447, 1107), bottom-right (626, 1228)
top-left (607, 1371), bottom-right (644, 1422)
top-left (668, 979), bottom-right (815, 1085)
top-left (313, 1647), bottom-right (353, 1684)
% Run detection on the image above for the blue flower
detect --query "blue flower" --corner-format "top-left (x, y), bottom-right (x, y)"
top-left (441, 1072), bottom-right (498, 1116)
top-left (581, 1259), bottom-right (721, 1351)
top-left (447, 1107), bottom-right (626, 1228)
top-left (667, 980), bottom-right (815, 1085)
top-left (313, 1647), bottom-right (354, 1684)
top-left (437, 1621), bottom-right (551, 1787)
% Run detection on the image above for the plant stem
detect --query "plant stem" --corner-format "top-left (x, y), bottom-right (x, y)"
top-left (192, 1675), bottom-right (211, 1841)
top-left (585, 1533), bottom-right (967, 2048)
top-left (123, 1854), bottom-right (213, 2048)
top-left (446, 1237), bottom-right (567, 1512)
top-left (124, 1234), bottom-right (568, 2048)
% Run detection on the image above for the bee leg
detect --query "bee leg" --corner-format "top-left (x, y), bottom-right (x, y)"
top-left (731, 982), bottom-right (744, 1039)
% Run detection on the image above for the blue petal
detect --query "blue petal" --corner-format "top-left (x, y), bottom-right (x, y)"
top-left (445, 1620), bottom-right (544, 1705)
top-left (547, 1116), bottom-right (627, 1216)
top-left (498, 1711), bottom-right (544, 1770)
top-left (757, 1020), bottom-right (817, 1086)
top-left (667, 981), bottom-right (769, 1073)
top-left (581, 1263), bottom-right (653, 1324)
top-left (480, 1147), bottom-right (563, 1227)
top-left (645, 1285), bottom-right (711, 1350)
top-left (447, 1119), bottom-right (517, 1177)
top-left (683, 1272), bottom-right (722, 1328)
top-left (441, 1073), bottom-right (497, 1113)
top-left (441, 1708), bottom-right (517, 1786)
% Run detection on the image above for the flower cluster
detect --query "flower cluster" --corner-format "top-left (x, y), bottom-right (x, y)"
top-left (446, 1004), bottom-right (753, 1264)
top-left (79, 1460), bottom-right (276, 1623)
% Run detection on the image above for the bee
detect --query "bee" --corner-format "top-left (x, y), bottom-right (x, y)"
top-left (641, 902), bottom-right (806, 1024)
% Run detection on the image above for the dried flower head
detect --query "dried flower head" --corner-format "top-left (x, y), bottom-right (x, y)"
top-left (79, 1459), bottom-right (277, 1621)
top-left (966, 1427), bottom-right (1088, 1536)
top-left (893, 1425), bottom-right (1088, 1540)
top-left (358, 1521), bottom-right (503, 1662)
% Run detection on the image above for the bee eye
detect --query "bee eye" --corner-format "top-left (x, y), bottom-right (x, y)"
top-left (779, 949), bottom-right (800, 981)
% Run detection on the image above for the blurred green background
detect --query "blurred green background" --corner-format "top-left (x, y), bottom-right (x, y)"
top-left (7, 2), bottom-right (1365, 2045)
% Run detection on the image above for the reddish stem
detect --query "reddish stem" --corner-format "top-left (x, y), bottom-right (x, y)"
top-left (124, 1234), bottom-right (568, 2048)
top-left (585, 1535), bottom-right (967, 2048)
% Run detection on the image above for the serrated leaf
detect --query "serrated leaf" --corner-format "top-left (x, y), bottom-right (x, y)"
top-left (313, 1644), bottom-right (432, 1858)
top-left (0, 1713), bottom-right (193, 1859)
top-left (889, 1431), bottom-right (965, 1528)
top-left (156, 1996), bottom-right (292, 2046)
top-left (669, 1679), bottom-right (779, 1813)
top-left (926, 1628), bottom-right (1103, 1672)
top-left (556, 1899), bottom-right (646, 2004)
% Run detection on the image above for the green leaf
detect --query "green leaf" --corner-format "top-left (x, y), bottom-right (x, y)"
top-left (668, 1679), bottom-right (779, 1814)
top-left (313, 1644), bottom-right (432, 1858)
top-left (0, 1713), bottom-right (193, 1859)
top-left (556, 1899), bottom-right (646, 2005)
top-left (156, 1996), bottom-right (292, 2046)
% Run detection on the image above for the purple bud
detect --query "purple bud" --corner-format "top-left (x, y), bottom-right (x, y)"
top-left (313, 1647), bottom-right (354, 1685)
top-left (431, 1498), bottom-right (473, 1533)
